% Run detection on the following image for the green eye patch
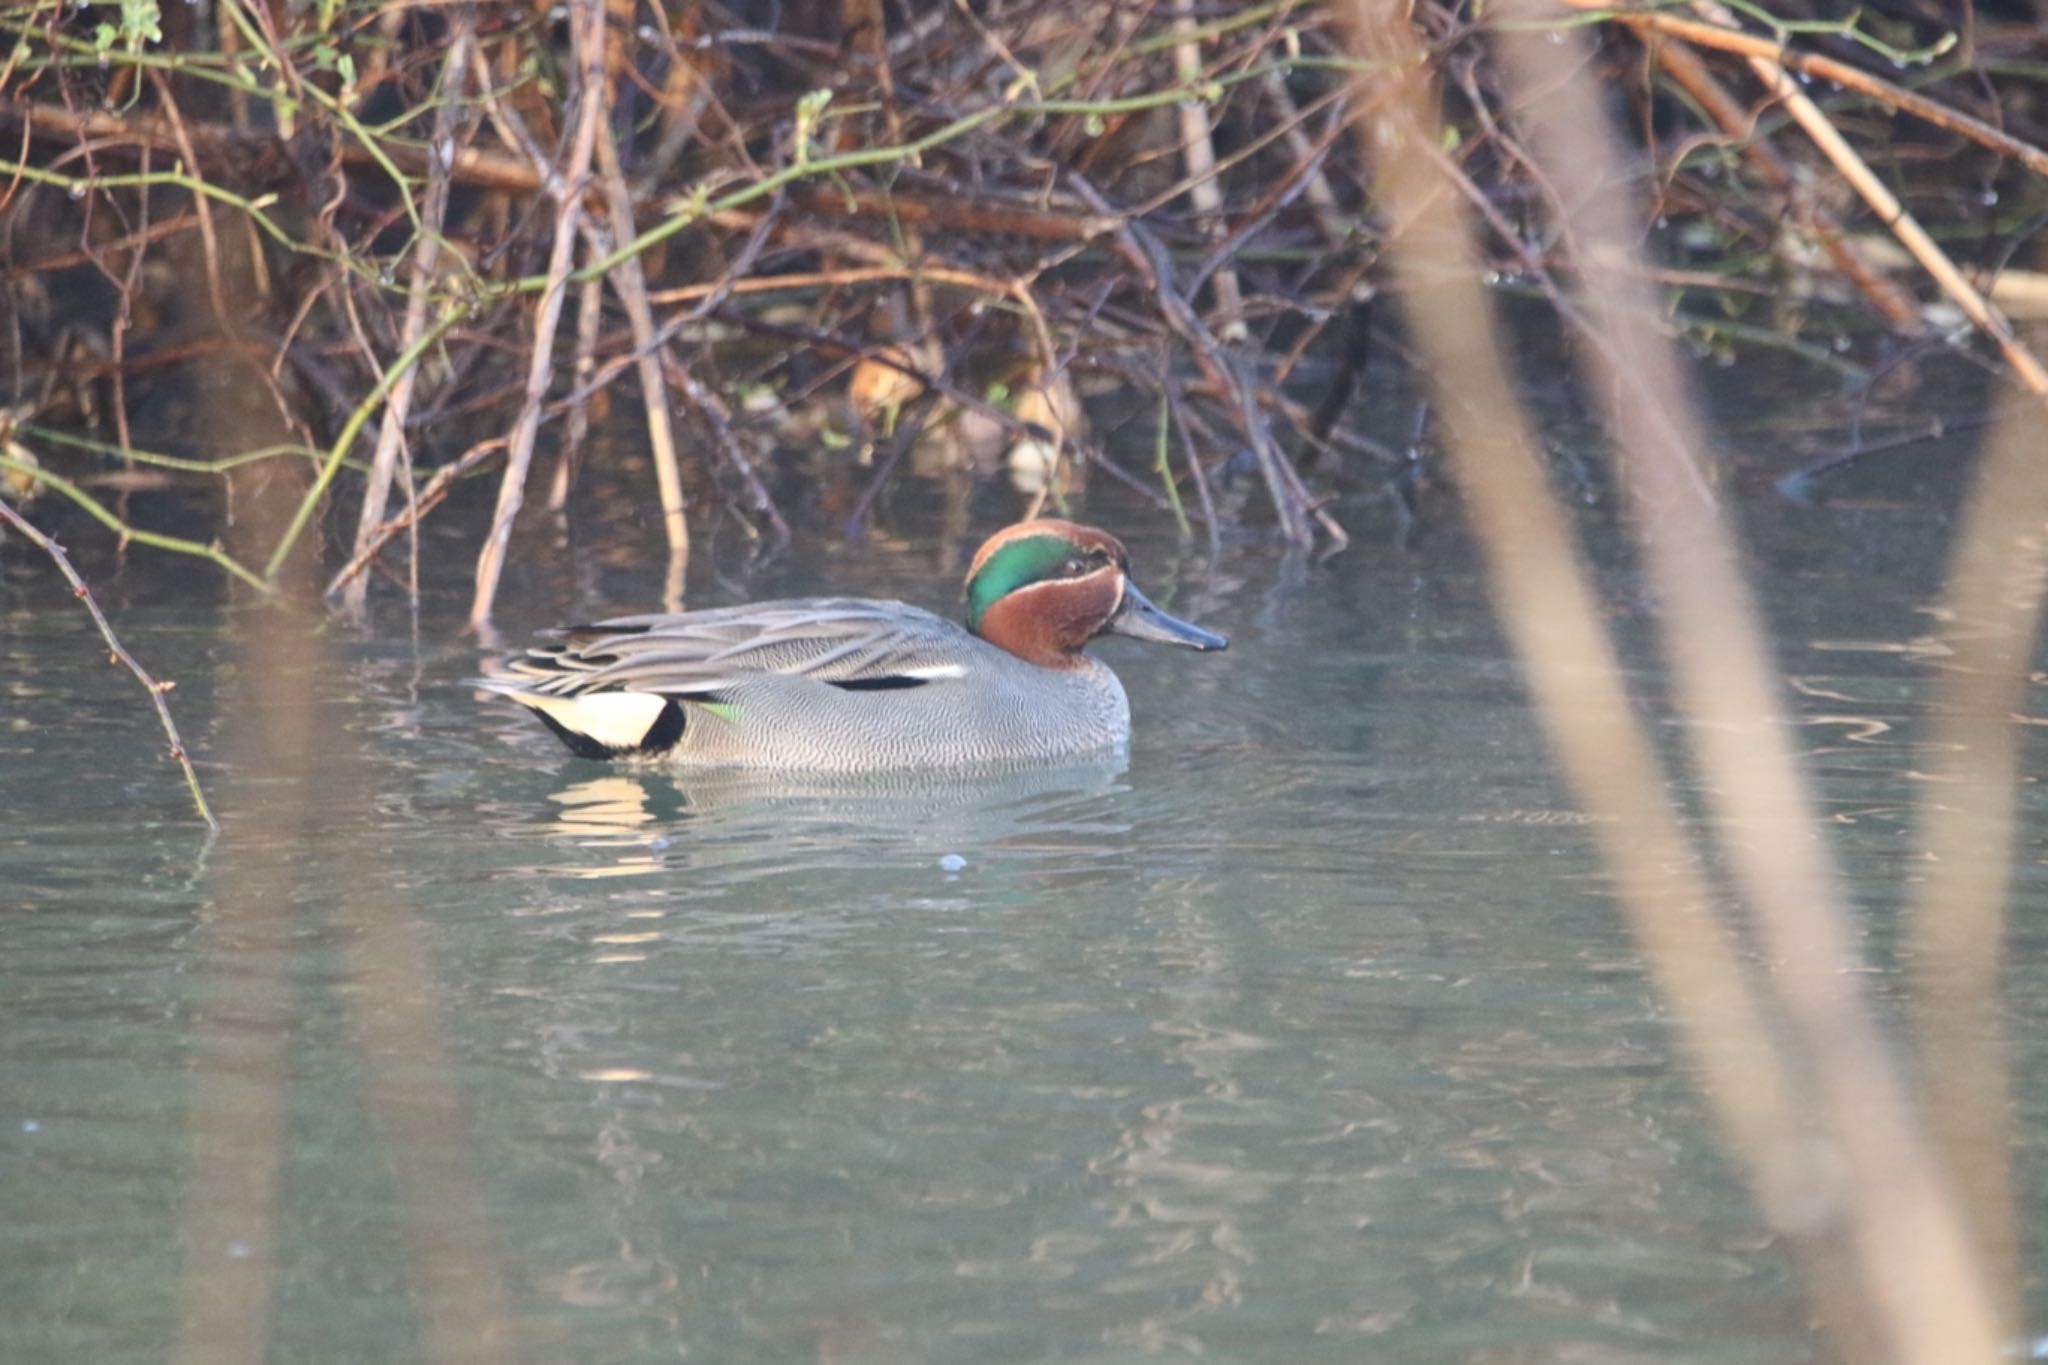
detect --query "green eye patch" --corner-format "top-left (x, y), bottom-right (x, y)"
top-left (966, 535), bottom-right (1084, 633)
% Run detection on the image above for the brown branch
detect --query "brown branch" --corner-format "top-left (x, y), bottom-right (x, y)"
top-left (1669, 0), bottom-right (2048, 395)
top-left (342, 19), bottom-right (473, 615)
top-left (783, 185), bottom-right (1119, 242)
top-left (1562, 1), bottom-right (2048, 180)
top-left (660, 351), bottom-right (790, 549)
top-left (470, 0), bottom-right (607, 629)
top-left (0, 491), bottom-right (217, 832)
top-left (0, 99), bottom-right (1150, 236)
top-left (1642, 34), bottom-right (1923, 332)
top-left (0, 97), bottom-right (545, 194)
top-left (591, 111), bottom-right (689, 580)
top-left (13, 210), bottom-right (203, 273)
top-left (1065, 171), bottom-right (1338, 549)
top-left (327, 436), bottom-right (506, 597)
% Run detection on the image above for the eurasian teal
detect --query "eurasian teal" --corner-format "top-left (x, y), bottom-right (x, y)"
top-left (483, 519), bottom-right (1226, 769)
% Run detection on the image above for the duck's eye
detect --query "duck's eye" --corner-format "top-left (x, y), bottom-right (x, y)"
top-left (1061, 557), bottom-right (1087, 576)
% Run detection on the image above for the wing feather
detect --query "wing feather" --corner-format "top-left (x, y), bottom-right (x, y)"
top-left (496, 599), bottom-right (976, 698)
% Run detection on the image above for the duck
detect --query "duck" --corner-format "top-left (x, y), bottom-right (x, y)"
top-left (481, 519), bottom-right (1227, 770)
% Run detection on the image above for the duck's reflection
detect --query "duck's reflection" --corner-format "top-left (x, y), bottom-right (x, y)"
top-left (539, 758), bottom-right (1132, 880)
top-left (544, 776), bottom-right (671, 878)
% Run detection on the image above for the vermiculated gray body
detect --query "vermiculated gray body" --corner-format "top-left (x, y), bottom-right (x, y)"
top-left (673, 652), bottom-right (1128, 768)
top-left (487, 598), bottom-right (1134, 771)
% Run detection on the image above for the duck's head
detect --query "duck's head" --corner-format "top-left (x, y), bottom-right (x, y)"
top-left (963, 520), bottom-right (1228, 670)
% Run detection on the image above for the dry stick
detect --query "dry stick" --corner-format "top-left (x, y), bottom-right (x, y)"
top-left (1903, 386), bottom-right (2046, 1338)
top-left (1, 98), bottom-right (1131, 239)
top-left (1065, 172), bottom-right (1329, 548)
top-left (1494, 8), bottom-right (2006, 1362)
top-left (1347, 3), bottom-right (1886, 1354)
top-left (1123, 61), bottom-right (1351, 227)
top-left (651, 260), bottom-right (1043, 316)
top-left (0, 96), bottom-right (536, 194)
top-left (1700, 0), bottom-right (2048, 394)
top-left (1582, 0), bottom-right (2048, 395)
top-left (469, 0), bottom-right (607, 630)
top-left (1258, 67), bottom-right (1350, 247)
top-left (1561, 1), bottom-right (2048, 179)
top-left (677, 192), bottom-right (785, 326)
top-left (590, 116), bottom-right (689, 583)
top-left (1067, 436), bottom-right (1181, 515)
top-left (782, 185), bottom-right (1118, 242)
top-left (1168, 386), bottom-right (1224, 558)
top-left (329, 437), bottom-right (507, 595)
top-left (85, 135), bottom-right (151, 461)
top-left (551, 258), bottom-right (605, 510)
top-left (146, 70), bottom-right (231, 328)
top-left (650, 202), bottom-right (794, 547)
top-left (341, 21), bottom-right (471, 615)
top-left (846, 0), bottom-right (937, 359)
top-left (268, 312), bottom-right (466, 586)
top-left (661, 352), bottom-right (791, 549)
top-left (15, 210), bottom-right (203, 272)
top-left (1170, 0), bottom-right (1247, 341)
top-left (468, 43), bottom-right (553, 177)
top-left (469, 41), bottom-right (589, 516)
top-left (1630, 35), bottom-right (1922, 332)
top-left (1184, 94), bottom-right (1353, 301)
top-left (0, 493), bottom-right (217, 832)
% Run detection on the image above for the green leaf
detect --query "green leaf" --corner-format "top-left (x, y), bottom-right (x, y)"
top-left (119, 0), bottom-right (163, 49)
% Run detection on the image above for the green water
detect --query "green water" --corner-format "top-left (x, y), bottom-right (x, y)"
top-left (2, 470), bottom-right (2040, 1363)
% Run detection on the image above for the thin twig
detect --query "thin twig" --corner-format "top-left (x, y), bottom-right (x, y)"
top-left (1170, 0), bottom-right (1247, 341)
top-left (1641, 31), bottom-right (1921, 331)
top-left (662, 351), bottom-right (791, 549)
top-left (1065, 170), bottom-right (1326, 548)
top-left (328, 437), bottom-right (507, 596)
top-left (1559, 0), bottom-right (2048, 179)
top-left (551, 253), bottom-right (605, 510)
top-left (0, 492), bottom-right (217, 832)
top-left (0, 447), bottom-right (269, 588)
top-left (469, 0), bottom-right (607, 628)
top-left (343, 19), bottom-right (472, 614)
top-left (1568, 0), bottom-right (2048, 393)
top-left (591, 111), bottom-right (689, 571)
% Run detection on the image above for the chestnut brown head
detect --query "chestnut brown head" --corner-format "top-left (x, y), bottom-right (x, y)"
top-left (963, 520), bottom-right (1227, 670)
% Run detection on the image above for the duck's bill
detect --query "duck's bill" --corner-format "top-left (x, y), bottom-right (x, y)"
top-left (1106, 582), bottom-right (1228, 651)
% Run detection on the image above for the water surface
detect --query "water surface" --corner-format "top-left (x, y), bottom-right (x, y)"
top-left (3, 460), bottom-right (2041, 1363)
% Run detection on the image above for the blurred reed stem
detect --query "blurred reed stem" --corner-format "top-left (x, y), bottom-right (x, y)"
top-left (1347, 4), bottom-right (2013, 1359)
